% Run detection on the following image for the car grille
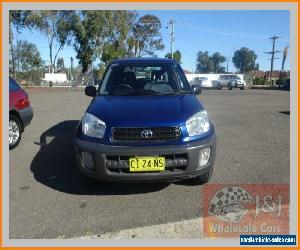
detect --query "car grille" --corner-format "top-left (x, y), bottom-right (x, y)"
top-left (112, 127), bottom-right (182, 142)
top-left (106, 154), bottom-right (188, 173)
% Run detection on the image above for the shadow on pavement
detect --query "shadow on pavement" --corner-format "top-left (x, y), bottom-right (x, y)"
top-left (278, 111), bottom-right (290, 115)
top-left (30, 120), bottom-right (168, 195)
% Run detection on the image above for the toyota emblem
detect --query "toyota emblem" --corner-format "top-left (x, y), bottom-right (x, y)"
top-left (141, 129), bottom-right (153, 139)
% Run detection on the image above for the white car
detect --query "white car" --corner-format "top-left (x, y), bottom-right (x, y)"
top-left (191, 77), bottom-right (214, 88)
top-left (216, 74), bottom-right (246, 90)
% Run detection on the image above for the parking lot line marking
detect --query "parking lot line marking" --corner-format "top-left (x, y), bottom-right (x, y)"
top-left (74, 218), bottom-right (204, 240)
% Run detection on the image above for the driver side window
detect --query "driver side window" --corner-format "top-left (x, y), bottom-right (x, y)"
top-left (173, 65), bottom-right (190, 90)
top-left (99, 66), bottom-right (113, 94)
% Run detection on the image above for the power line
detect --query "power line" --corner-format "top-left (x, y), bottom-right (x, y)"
top-left (264, 35), bottom-right (281, 85)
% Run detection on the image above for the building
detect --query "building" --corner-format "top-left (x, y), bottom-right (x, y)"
top-left (43, 73), bottom-right (67, 83)
top-left (183, 69), bottom-right (193, 74)
top-left (246, 70), bottom-right (290, 85)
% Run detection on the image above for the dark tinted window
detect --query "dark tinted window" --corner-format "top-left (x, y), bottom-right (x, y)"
top-left (100, 63), bottom-right (190, 95)
top-left (9, 77), bottom-right (21, 92)
top-left (173, 64), bottom-right (190, 90)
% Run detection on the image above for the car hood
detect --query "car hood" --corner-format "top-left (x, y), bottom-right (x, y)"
top-left (87, 94), bottom-right (204, 127)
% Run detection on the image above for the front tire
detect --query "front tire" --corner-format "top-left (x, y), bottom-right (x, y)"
top-left (228, 83), bottom-right (233, 90)
top-left (240, 86), bottom-right (244, 90)
top-left (184, 167), bottom-right (213, 185)
top-left (9, 115), bottom-right (21, 149)
top-left (194, 168), bottom-right (213, 184)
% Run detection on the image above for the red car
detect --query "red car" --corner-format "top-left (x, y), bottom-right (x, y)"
top-left (9, 77), bottom-right (33, 149)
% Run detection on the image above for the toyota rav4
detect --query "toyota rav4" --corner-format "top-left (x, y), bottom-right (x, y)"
top-left (74, 58), bottom-right (216, 184)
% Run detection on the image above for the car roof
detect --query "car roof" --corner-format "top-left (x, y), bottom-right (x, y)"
top-left (220, 74), bottom-right (238, 76)
top-left (110, 57), bottom-right (178, 65)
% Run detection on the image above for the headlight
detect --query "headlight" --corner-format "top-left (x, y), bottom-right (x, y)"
top-left (186, 110), bottom-right (210, 136)
top-left (81, 113), bottom-right (106, 138)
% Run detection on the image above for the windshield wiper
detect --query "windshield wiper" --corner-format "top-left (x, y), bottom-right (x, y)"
top-left (103, 89), bottom-right (191, 96)
top-left (129, 89), bottom-right (160, 96)
top-left (172, 90), bottom-right (192, 95)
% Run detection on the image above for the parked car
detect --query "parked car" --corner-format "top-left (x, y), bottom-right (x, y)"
top-left (190, 77), bottom-right (202, 85)
top-left (216, 74), bottom-right (246, 90)
top-left (75, 58), bottom-right (216, 184)
top-left (9, 77), bottom-right (33, 149)
top-left (191, 77), bottom-right (214, 88)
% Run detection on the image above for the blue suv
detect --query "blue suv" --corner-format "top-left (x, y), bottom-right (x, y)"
top-left (74, 58), bottom-right (216, 184)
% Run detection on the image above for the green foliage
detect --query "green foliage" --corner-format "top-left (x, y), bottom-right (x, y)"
top-left (9, 10), bottom-right (29, 30)
top-left (211, 52), bottom-right (226, 73)
top-left (165, 50), bottom-right (182, 63)
top-left (72, 10), bottom-right (136, 71)
top-left (252, 76), bottom-right (266, 85)
top-left (72, 11), bottom-right (165, 72)
top-left (15, 40), bottom-right (43, 85)
top-left (195, 51), bottom-right (214, 73)
top-left (132, 14), bottom-right (164, 57)
top-left (9, 10), bottom-right (31, 75)
top-left (276, 76), bottom-right (287, 87)
top-left (56, 57), bottom-right (65, 71)
top-left (16, 69), bottom-right (44, 86)
top-left (72, 15), bottom-right (94, 73)
top-left (195, 51), bottom-right (226, 73)
top-left (10, 10), bottom-right (165, 74)
top-left (16, 40), bottom-right (42, 71)
top-left (24, 10), bottom-right (77, 69)
top-left (232, 47), bottom-right (257, 73)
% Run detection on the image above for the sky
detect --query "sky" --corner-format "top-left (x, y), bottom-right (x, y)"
top-left (14, 10), bottom-right (290, 72)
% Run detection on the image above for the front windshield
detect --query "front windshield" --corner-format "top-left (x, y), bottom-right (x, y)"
top-left (99, 63), bottom-right (191, 96)
top-left (230, 75), bottom-right (240, 80)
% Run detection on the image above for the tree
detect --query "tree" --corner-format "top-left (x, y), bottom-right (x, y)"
top-left (25, 10), bottom-right (77, 72)
top-left (232, 47), bottom-right (257, 73)
top-left (100, 10), bottom-right (136, 65)
top-left (211, 52), bottom-right (226, 73)
top-left (195, 51), bottom-right (214, 73)
top-left (72, 10), bottom-right (136, 72)
top-left (9, 10), bottom-right (30, 76)
top-left (165, 50), bottom-right (182, 63)
top-left (15, 40), bottom-right (42, 84)
top-left (56, 57), bottom-right (65, 71)
top-left (195, 51), bottom-right (227, 73)
top-left (132, 14), bottom-right (164, 57)
top-left (72, 11), bottom-right (164, 72)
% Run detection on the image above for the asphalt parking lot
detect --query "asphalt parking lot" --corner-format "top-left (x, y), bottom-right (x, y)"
top-left (9, 89), bottom-right (290, 239)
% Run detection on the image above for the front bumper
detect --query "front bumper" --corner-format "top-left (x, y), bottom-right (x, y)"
top-left (234, 82), bottom-right (245, 88)
top-left (74, 133), bottom-right (216, 182)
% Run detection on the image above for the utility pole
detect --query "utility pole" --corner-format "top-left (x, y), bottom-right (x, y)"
top-left (70, 57), bottom-right (73, 81)
top-left (166, 19), bottom-right (175, 59)
top-left (264, 35), bottom-right (281, 85)
top-left (226, 58), bottom-right (229, 73)
top-left (281, 45), bottom-right (289, 70)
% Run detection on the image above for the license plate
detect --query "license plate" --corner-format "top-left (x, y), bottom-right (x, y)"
top-left (129, 156), bottom-right (165, 172)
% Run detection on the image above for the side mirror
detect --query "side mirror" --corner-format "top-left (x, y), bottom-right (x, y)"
top-left (192, 84), bottom-right (202, 95)
top-left (85, 85), bottom-right (97, 97)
